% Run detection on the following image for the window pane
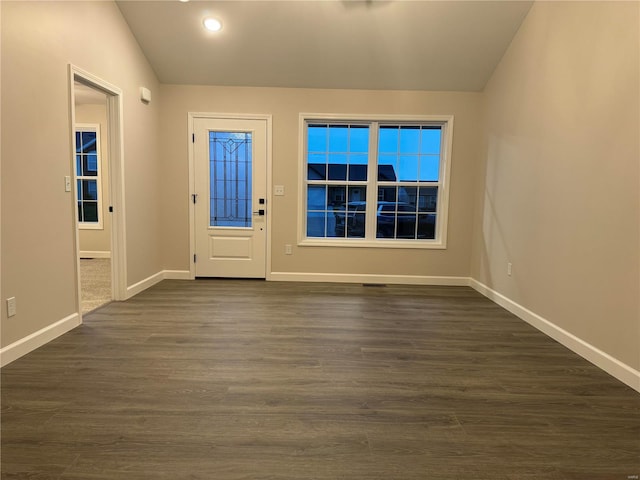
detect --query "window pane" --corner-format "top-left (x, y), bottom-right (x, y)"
top-left (327, 186), bottom-right (346, 209)
top-left (83, 201), bottom-right (99, 222)
top-left (378, 186), bottom-right (397, 203)
top-left (308, 125), bottom-right (327, 152)
top-left (348, 186), bottom-right (366, 205)
top-left (328, 125), bottom-right (348, 152)
top-left (417, 214), bottom-right (436, 239)
top-left (328, 163), bottom-right (347, 181)
top-left (75, 132), bottom-right (81, 153)
top-left (348, 164), bottom-right (367, 181)
top-left (399, 186), bottom-right (417, 208)
top-left (83, 154), bottom-right (98, 176)
top-left (76, 156), bottom-right (82, 177)
top-left (378, 155), bottom-right (397, 181)
top-left (348, 153), bottom-right (367, 181)
top-left (308, 153), bottom-right (326, 164)
top-left (398, 155), bottom-right (418, 182)
top-left (307, 185), bottom-right (326, 210)
top-left (77, 202), bottom-right (83, 221)
top-left (327, 210), bottom-right (342, 238)
top-left (349, 153), bottom-right (369, 165)
top-left (308, 160), bottom-right (326, 180)
top-left (82, 180), bottom-right (97, 200)
top-left (420, 128), bottom-right (441, 154)
top-left (349, 154), bottom-right (367, 165)
top-left (378, 126), bottom-right (398, 153)
top-left (419, 155), bottom-right (440, 181)
top-left (376, 212), bottom-right (395, 238)
top-left (329, 153), bottom-right (347, 165)
top-left (396, 214), bottom-right (417, 239)
top-left (349, 126), bottom-right (369, 153)
top-left (307, 212), bottom-right (326, 237)
top-left (77, 180), bottom-right (82, 200)
top-left (399, 126), bottom-right (420, 154)
top-left (328, 153), bottom-right (347, 181)
top-left (334, 210), bottom-right (346, 237)
top-left (81, 132), bottom-right (97, 153)
top-left (418, 187), bottom-right (438, 212)
top-left (347, 213), bottom-right (366, 238)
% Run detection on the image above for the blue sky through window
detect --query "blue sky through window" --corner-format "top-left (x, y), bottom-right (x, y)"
top-left (308, 124), bottom-right (441, 182)
top-left (378, 126), bottom-right (441, 182)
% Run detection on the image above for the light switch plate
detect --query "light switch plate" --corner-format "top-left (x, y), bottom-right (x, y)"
top-left (7, 297), bottom-right (16, 317)
top-left (64, 176), bottom-right (72, 192)
top-left (274, 185), bottom-right (285, 196)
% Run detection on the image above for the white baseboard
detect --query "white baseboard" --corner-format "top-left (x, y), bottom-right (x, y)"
top-left (163, 270), bottom-right (191, 280)
top-left (125, 271), bottom-right (165, 299)
top-left (79, 251), bottom-right (111, 259)
top-left (0, 313), bottom-right (81, 367)
top-left (125, 270), bottom-right (192, 299)
top-left (268, 272), bottom-right (470, 286)
top-left (469, 278), bottom-right (640, 393)
top-left (1, 270), bottom-right (190, 366)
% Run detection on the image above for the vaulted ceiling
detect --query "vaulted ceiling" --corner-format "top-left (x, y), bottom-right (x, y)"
top-left (116, 1), bottom-right (533, 92)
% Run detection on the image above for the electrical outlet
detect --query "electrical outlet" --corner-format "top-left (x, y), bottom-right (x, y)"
top-left (507, 262), bottom-right (513, 276)
top-left (7, 297), bottom-right (16, 317)
top-left (285, 244), bottom-right (292, 255)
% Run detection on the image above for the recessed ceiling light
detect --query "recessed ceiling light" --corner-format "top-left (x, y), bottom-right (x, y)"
top-left (179, 0), bottom-right (189, 3)
top-left (203, 17), bottom-right (222, 32)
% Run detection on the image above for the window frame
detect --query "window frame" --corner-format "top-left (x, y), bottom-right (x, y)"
top-left (298, 113), bottom-right (454, 249)
top-left (75, 123), bottom-right (103, 230)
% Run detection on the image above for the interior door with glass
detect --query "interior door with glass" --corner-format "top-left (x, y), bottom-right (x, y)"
top-left (193, 117), bottom-right (267, 278)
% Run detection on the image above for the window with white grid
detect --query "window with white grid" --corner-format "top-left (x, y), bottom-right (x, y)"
top-left (300, 115), bottom-right (453, 248)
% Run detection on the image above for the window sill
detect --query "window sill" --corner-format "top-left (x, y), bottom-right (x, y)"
top-left (298, 238), bottom-right (447, 250)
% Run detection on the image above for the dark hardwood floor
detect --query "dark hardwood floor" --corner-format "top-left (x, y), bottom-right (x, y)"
top-left (2, 279), bottom-right (639, 479)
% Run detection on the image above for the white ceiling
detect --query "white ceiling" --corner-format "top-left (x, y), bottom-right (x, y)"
top-left (116, 0), bottom-right (533, 92)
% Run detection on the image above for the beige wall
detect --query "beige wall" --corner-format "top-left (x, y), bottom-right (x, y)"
top-left (472, 1), bottom-right (640, 370)
top-left (1, 1), bottom-right (162, 348)
top-left (3, 0), bottom-right (637, 381)
top-left (160, 86), bottom-right (483, 277)
top-left (75, 103), bottom-right (111, 254)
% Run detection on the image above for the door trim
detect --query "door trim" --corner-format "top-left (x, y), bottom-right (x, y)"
top-left (188, 113), bottom-right (273, 280)
top-left (69, 65), bottom-right (127, 308)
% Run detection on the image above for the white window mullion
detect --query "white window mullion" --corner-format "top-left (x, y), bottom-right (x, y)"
top-left (364, 122), bottom-right (379, 240)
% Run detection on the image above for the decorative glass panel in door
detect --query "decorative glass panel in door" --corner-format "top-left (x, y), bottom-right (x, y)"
top-left (209, 131), bottom-right (252, 228)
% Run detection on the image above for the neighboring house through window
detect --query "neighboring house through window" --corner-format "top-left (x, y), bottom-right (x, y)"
top-left (300, 114), bottom-right (453, 248)
top-left (75, 125), bottom-right (102, 229)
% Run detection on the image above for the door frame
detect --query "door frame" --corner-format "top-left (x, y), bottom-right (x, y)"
top-left (69, 65), bottom-right (128, 310)
top-left (188, 113), bottom-right (273, 280)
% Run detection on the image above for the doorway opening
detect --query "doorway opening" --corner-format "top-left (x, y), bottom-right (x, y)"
top-left (74, 83), bottom-right (112, 313)
top-left (70, 65), bottom-right (127, 317)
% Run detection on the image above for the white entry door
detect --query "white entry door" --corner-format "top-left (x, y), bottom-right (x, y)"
top-left (193, 117), bottom-right (268, 278)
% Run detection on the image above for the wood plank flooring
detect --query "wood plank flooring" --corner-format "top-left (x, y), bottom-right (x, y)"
top-left (2, 279), bottom-right (639, 479)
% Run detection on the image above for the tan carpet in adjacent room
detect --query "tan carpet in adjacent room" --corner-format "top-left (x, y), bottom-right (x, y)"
top-left (79, 258), bottom-right (111, 314)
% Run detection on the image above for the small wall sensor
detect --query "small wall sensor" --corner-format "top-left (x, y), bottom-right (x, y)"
top-left (140, 87), bottom-right (151, 104)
